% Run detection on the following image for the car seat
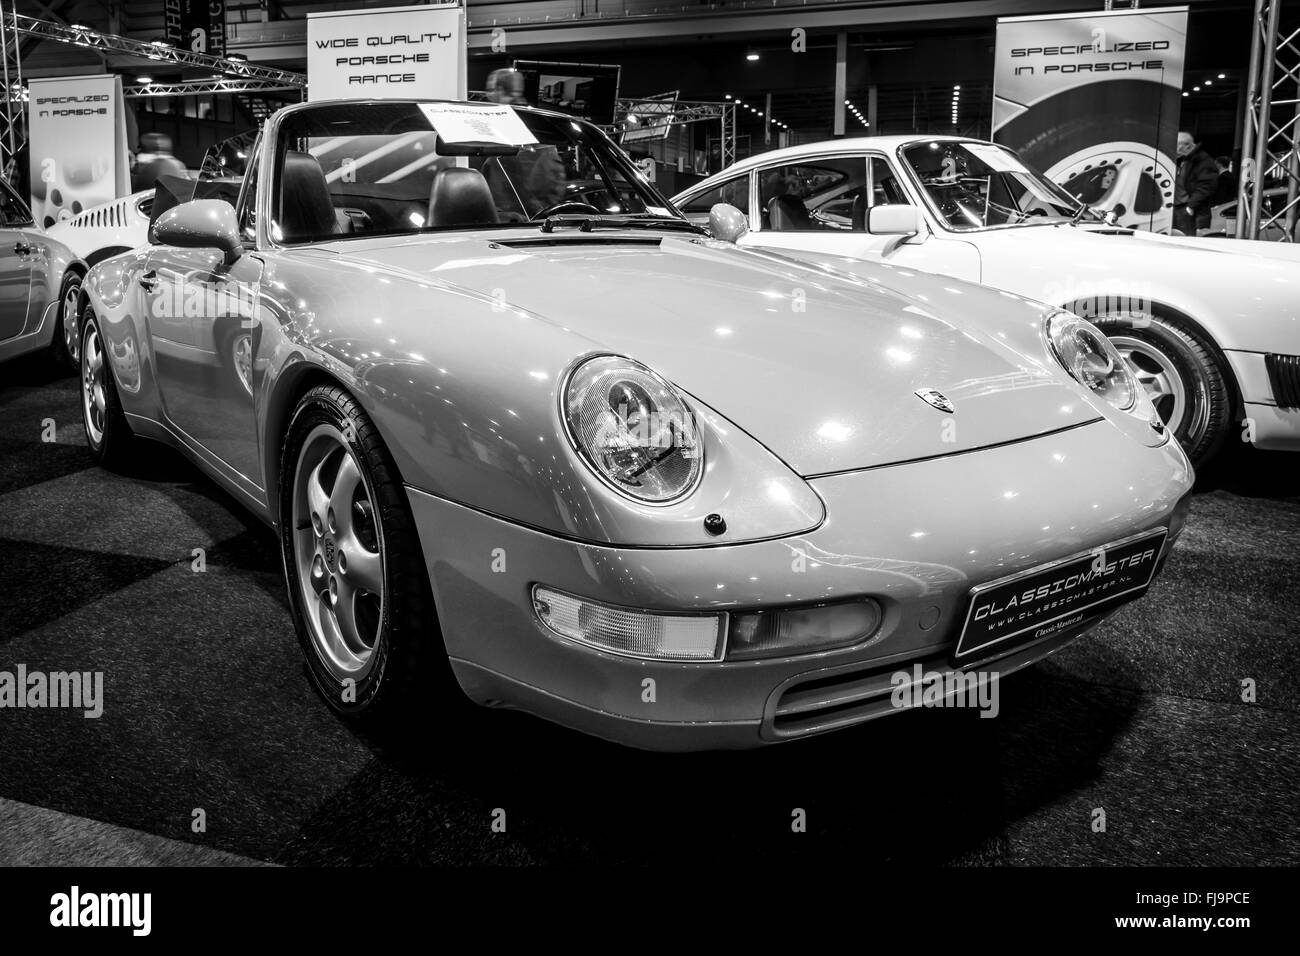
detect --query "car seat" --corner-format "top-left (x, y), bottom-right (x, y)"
top-left (280, 151), bottom-right (339, 240)
top-left (767, 194), bottom-right (812, 230)
top-left (428, 167), bottom-right (498, 228)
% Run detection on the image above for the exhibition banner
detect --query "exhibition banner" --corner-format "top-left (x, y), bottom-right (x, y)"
top-left (27, 75), bottom-right (131, 229)
top-left (992, 6), bottom-right (1188, 233)
top-left (164, 0), bottom-right (227, 57)
top-left (306, 3), bottom-right (465, 101)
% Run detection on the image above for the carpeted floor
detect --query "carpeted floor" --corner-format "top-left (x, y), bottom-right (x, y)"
top-left (1, 354), bottom-right (1297, 866)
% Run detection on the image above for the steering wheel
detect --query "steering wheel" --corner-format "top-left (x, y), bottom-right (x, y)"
top-left (532, 201), bottom-right (602, 220)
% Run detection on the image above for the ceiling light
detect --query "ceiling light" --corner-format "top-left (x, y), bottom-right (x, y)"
top-left (1217, 73), bottom-right (1226, 79)
top-left (137, 75), bottom-right (152, 84)
top-left (1205, 79), bottom-right (1212, 86)
top-left (746, 51), bottom-right (760, 61)
top-left (1193, 86), bottom-right (1201, 91)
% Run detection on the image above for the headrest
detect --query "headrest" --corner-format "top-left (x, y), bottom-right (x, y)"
top-left (428, 167), bottom-right (498, 229)
top-left (279, 151), bottom-right (336, 240)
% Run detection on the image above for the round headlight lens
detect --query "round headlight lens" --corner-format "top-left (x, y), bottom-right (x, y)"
top-left (564, 355), bottom-right (703, 502)
top-left (1046, 310), bottom-right (1138, 412)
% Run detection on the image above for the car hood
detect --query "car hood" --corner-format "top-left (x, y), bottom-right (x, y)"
top-left (314, 231), bottom-right (1098, 476)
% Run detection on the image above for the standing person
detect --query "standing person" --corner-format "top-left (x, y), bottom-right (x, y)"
top-left (1173, 131), bottom-right (1219, 236)
top-left (484, 69), bottom-right (527, 106)
top-left (476, 68), bottom-right (565, 220)
top-left (1213, 155), bottom-right (1237, 205)
top-left (132, 132), bottom-right (187, 191)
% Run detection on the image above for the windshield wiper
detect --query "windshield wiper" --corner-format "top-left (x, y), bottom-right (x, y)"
top-left (539, 214), bottom-right (706, 235)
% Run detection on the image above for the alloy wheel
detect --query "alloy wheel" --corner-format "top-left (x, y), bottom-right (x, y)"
top-left (63, 282), bottom-right (81, 364)
top-left (1112, 334), bottom-right (1192, 435)
top-left (291, 424), bottom-right (386, 683)
top-left (82, 324), bottom-right (106, 446)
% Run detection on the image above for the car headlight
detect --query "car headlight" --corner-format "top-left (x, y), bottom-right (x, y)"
top-left (563, 354), bottom-right (703, 502)
top-left (1045, 310), bottom-right (1144, 415)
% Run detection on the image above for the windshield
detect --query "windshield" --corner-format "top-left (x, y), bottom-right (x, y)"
top-left (899, 140), bottom-right (1088, 230)
top-left (269, 100), bottom-right (680, 244)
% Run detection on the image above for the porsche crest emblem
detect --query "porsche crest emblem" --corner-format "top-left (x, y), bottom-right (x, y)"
top-left (914, 388), bottom-right (955, 413)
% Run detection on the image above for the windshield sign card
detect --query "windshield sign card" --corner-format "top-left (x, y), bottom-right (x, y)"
top-left (418, 103), bottom-right (538, 146)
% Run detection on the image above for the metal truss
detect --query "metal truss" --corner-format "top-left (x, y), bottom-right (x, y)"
top-left (615, 98), bottom-right (735, 169)
top-left (2, 9), bottom-right (305, 88)
top-left (1237, 0), bottom-right (1300, 241)
top-left (123, 78), bottom-right (302, 98)
top-left (0, 2), bottom-right (23, 179)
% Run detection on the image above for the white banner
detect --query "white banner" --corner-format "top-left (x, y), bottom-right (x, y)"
top-left (992, 7), bottom-right (1188, 233)
top-left (27, 75), bottom-right (130, 229)
top-left (307, 3), bottom-right (465, 102)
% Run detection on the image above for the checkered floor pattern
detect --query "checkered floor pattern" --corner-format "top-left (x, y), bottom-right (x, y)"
top-left (2, 355), bottom-right (1298, 866)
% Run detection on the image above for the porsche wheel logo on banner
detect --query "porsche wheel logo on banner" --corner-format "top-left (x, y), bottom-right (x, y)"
top-left (306, 2), bottom-right (466, 101)
top-left (992, 6), bottom-right (1188, 234)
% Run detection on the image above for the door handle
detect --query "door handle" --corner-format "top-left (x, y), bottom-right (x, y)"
top-left (14, 240), bottom-right (32, 256)
top-left (138, 270), bottom-right (158, 292)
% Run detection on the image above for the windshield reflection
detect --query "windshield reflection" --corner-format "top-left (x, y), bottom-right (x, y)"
top-left (900, 141), bottom-right (1093, 231)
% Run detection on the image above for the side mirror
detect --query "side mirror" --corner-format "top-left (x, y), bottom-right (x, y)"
top-left (708, 203), bottom-right (749, 242)
top-left (866, 204), bottom-right (922, 237)
top-left (153, 199), bottom-right (244, 266)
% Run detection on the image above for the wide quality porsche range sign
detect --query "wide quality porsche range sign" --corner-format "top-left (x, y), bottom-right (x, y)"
top-left (306, 2), bottom-right (466, 101)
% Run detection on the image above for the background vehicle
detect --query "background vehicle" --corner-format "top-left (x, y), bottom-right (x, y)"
top-left (674, 136), bottom-right (1300, 467)
top-left (46, 175), bottom-right (245, 266)
top-left (45, 189), bottom-right (153, 267)
top-left (76, 99), bottom-right (1192, 750)
top-left (0, 177), bottom-right (88, 368)
top-left (1206, 186), bottom-right (1299, 242)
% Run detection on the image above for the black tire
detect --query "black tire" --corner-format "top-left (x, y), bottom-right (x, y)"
top-left (278, 384), bottom-right (452, 734)
top-left (49, 269), bottom-right (83, 369)
top-left (1091, 311), bottom-right (1233, 467)
top-left (998, 79), bottom-right (1181, 174)
top-left (79, 308), bottom-right (137, 469)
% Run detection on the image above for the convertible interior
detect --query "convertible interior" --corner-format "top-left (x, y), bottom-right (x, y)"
top-left (269, 102), bottom-right (654, 244)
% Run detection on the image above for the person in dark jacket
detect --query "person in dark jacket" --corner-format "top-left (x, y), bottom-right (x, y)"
top-left (1173, 131), bottom-right (1220, 235)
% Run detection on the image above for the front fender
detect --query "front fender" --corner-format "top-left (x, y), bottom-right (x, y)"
top-left (255, 252), bottom-right (825, 548)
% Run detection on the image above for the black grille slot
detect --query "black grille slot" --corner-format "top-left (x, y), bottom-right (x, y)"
top-left (1266, 353), bottom-right (1300, 409)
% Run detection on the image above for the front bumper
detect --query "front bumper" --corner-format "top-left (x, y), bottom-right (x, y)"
top-left (408, 420), bottom-right (1193, 750)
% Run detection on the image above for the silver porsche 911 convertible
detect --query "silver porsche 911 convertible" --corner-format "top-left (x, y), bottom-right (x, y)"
top-left (78, 98), bottom-right (1194, 749)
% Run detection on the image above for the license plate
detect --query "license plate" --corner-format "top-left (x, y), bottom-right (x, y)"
top-left (951, 528), bottom-right (1168, 667)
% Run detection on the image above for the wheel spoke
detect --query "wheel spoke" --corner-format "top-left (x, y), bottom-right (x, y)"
top-left (333, 580), bottom-right (367, 653)
top-left (307, 457), bottom-right (332, 529)
top-left (330, 453), bottom-right (362, 533)
top-left (341, 533), bottom-right (383, 594)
